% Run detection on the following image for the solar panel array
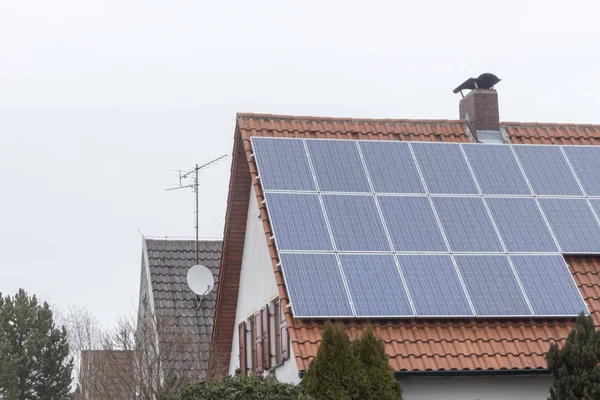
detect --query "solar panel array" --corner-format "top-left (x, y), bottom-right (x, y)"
top-left (252, 137), bottom-right (591, 318)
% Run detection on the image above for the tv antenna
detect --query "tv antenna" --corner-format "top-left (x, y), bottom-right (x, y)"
top-left (165, 154), bottom-right (227, 264)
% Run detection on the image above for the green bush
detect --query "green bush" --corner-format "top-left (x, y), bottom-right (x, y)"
top-left (177, 372), bottom-right (311, 400)
top-left (301, 322), bottom-right (401, 400)
top-left (547, 312), bottom-right (600, 400)
top-left (353, 325), bottom-right (402, 400)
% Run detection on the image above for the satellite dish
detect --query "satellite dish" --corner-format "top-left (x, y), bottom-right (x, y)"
top-left (187, 265), bottom-right (214, 296)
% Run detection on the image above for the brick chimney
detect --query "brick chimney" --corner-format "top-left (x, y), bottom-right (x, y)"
top-left (459, 89), bottom-right (500, 132)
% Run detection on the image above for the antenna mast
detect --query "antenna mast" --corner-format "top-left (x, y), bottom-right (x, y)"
top-left (166, 154), bottom-right (227, 264)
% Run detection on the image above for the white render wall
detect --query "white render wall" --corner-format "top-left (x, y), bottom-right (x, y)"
top-left (228, 189), bottom-right (300, 382)
top-left (401, 375), bottom-right (552, 400)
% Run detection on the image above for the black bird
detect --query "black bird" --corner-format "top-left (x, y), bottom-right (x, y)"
top-left (453, 73), bottom-right (501, 94)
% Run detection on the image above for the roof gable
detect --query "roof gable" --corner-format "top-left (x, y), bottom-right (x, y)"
top-left (144, 238), bottom-right (222, 373)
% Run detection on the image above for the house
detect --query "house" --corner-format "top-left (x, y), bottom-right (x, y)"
top-left (138, 238), bottom-right (222, 381)
top-left (77, 350), bottom-right (135, 400)
top-left (209, 82), bottom-right (600, 400)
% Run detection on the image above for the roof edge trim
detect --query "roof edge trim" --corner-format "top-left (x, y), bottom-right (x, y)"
top-left (393, 368), bottom-right (551, 379)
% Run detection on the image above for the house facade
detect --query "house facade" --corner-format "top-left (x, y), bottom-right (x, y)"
top-left (210, 86), bottom-right (600, 399)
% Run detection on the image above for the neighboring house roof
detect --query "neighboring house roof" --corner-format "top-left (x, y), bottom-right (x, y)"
top-left (143, 238), bottom-right (222, 375)
top-left (211, 113), bottom-right (600, 374)
top-left (80, 350), bottom-right (134, 399)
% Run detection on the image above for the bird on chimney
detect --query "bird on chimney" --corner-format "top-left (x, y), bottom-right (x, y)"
top-left (453, 73), bottom-right (501, 96)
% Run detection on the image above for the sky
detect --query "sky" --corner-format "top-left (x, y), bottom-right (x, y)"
top-left (1, 0), bottom-right (600, 328)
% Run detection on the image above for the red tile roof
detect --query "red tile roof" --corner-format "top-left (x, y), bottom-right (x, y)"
top-left (211, 113), bottom-right (600, 375)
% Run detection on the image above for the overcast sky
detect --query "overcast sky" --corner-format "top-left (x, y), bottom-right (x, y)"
top-left (1, 0), bottom-right (599, 328)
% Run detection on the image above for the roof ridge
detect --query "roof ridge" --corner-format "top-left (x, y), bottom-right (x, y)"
top-left (237, 112), bottom-right (464, 124)
top-left (145, 237), bottom-right (222, 243)
top-left (502, 121), bottom-right (600, 128)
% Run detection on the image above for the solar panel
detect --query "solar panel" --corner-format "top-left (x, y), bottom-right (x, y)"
top-left (410, 142), bottom-right (479, 194)
top-left (539, 198), bottom-right (600, 253)
top-left (358, 141), bottom-right (425, 194)
top-left (485, 197), bottom-right (559, 253)
top-left (339, 254), bottom-right (413, 317)
top-left (251, 137), bottom-right (316, 191)
top-left (510, 255), bottom-right (587, 316)
top-left (432, 197), bottom-right (504, 252)
top-left (562, 146), bottom-right (600, 196)
top-left (279, 253), bottom-right (353, 318)
top-left (265, 193), bottom-right (333, 251)
top-left (322, 195), bottom-right (391, 252)
top-left (589, 199), bottom-right (600, 220)
top-left (378, 196), bottom-right (447, 252)
top-left (462, 144), bottom-right (531, 195)
top-left (306, 139), bottom-right (371, 192)
top-left (398, 255), bottom-right (473, 316)
top-left (513, 145), bottom-right (582, 196)
top-left (454, 255), bottom-right (532, 316)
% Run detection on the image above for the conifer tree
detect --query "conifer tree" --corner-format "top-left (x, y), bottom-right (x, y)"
top-left (300, 322), bottom-right (366, 400)
top-left (353, 325), bottom-right (402, 400)
top-left (0, 289), bottom-right (73, 399)
top-left (547, 313), bottom-right (600, 400)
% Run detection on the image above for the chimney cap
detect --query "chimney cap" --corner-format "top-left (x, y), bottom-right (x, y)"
top-left (453, 73), bottom-right (501, 94)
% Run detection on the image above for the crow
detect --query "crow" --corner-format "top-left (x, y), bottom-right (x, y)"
top-left (453, 73), bottom-right (501, 94)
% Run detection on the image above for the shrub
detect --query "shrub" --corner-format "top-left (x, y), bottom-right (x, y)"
top-left (301, 322), bottom-right (367, 400)
top-left (353, 325), bottom-right (402, 400)
top-left (177, 372), bottom-right (310, 400)
top-left (301, 322), bottom-right (402, 400)
top-left (547, 312), bottom-right (600, 400)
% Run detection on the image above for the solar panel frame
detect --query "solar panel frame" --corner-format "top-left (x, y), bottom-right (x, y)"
top-left (306, 139), bottom-right (372, 193)
top-left (454, 255), bottom-right (533, 317)
top-left (322, 194), bottom-right (392, 252)
top-left (358, 141), bottom-right (426, 194)
top-left (562, 145), bottom-right (600, 197)
top-left (398, 254), bottom-right (474, 317)
top-left (251, 137), bottom-right (317, 192)
top-left (538, 198), bottom-right (600, 253)
top-left (265, 192), bottom-right (334, 251)
top-left (279, 253), bottom-right (354, 318)
top-left (485, 197), bottom-right (560, 253)
top-left (410, 142), bottom-right (480, 194)
top-left (378, 195), bottom-right (448, 252)
top-left (462, 143), bottom-right (532, 195)
top-left (513, 144), bottom-right (583, 196)
top-left (339, 254), bottom-right (414, 317)
top-left (432, 196), bottom-right (505, 253)
top-left (509, 254), bottom-right (588, 317)
top-left (251, 138), bottom-right (598, 319)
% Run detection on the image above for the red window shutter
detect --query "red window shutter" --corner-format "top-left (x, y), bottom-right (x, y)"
top-left (238, 321), bottom-right (247, 375)
top-left (254, 311), bottom-right (264, 373)
top-left (280, 302), bottom-right (289, 361)
top-left (274, 300), bottom-right (281, 365)
top-left (261, 306), bottom-right (271, 370)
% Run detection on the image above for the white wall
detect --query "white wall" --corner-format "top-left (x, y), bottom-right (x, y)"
top-left (274, 344), bottom-right (300, 384)
top-left (401, 375), bottom-right (552, 400)
top-left (228, 189), bottom-right (299, 381)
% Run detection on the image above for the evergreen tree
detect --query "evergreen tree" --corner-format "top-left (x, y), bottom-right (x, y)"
top-left (300, 322), bottom-right (366, 400)
top-left (547, 312), bottom-right (600, 400)
top-left (353, 325), bottom-right (402, 400)
top-left (0, 289), bottom-right (73, 399)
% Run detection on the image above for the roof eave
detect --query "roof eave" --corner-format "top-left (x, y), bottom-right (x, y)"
top-left (394, 368), bottom-right (551, 379)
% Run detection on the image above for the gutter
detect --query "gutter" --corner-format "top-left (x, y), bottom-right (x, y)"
top-left (395, 369), bottom-right (551, 379)
top-left (298, 368), bottom-right (550, 380)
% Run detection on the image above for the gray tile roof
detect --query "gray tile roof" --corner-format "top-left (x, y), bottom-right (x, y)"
top-left (144, 238), bottom-right (222, 376)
